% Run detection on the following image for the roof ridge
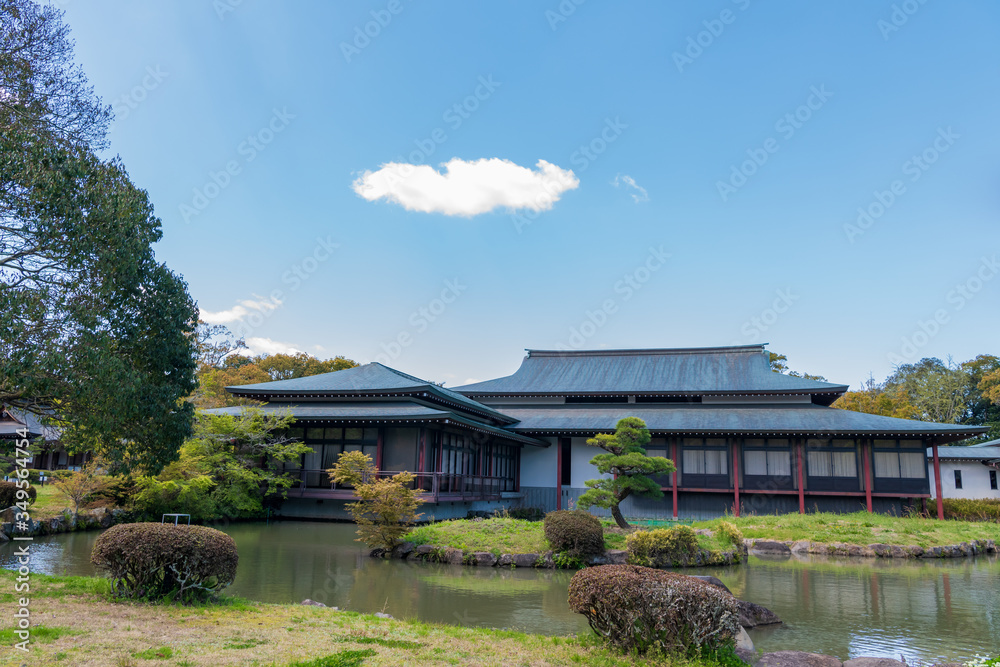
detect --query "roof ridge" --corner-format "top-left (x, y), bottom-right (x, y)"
top-left (526, 345), bottom-right (766, 358)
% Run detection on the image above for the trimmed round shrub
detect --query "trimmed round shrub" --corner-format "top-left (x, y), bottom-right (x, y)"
top-left (91, 523), bottom-right (238, 601)
top-left (544, 509), bottom-right (605, 558)
top-left (568, 564), bottom-right (740, 654)
top-left (0, 480), bottom-right (37, 508)
top-left (626, 525), bottom-right (699, 567)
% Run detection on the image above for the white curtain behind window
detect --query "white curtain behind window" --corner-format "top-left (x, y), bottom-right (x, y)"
top-left (744, 450), bottom-right (767, 476)
top-left (874, 452), bottom-right (899, 478)
top-left (899, 452), bottom-right (926, 478)
top-left (832, 451), bottom-right (857, 477)
top-left (808, 451), bottom-right (831, 476)
top-left (768, 451), bottom-right (791, 476)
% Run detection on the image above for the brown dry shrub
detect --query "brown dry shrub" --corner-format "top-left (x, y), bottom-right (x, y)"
top-left (568, 564), bottom-right (740, 654)
top-left (0, 480), bottom-right (36, 508)
top-left (91, 523), bottom-right (238, 602)
top-left (544, 509), bottom-right (605, 558)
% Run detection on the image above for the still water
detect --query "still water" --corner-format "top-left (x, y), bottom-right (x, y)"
top-left (3, 521), bottom-right (998, 662)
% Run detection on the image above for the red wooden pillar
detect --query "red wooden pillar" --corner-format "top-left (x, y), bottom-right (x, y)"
top-left (556, 437), bottom-right (563, 510)
top-left (375, 427), bottom-right (384, 470)
top-left (796, 439), bottom-right (806, 514)
top-left (671, 439), bottom-right (679, 520)
top-left (932, 442), bottom-right (944, 520)
top-left (862, 439), bottom-right (873, 513)
top-left (732, 439), bottom-right (741, 518)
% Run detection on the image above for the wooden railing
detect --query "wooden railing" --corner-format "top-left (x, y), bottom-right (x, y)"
top-left (288, 470), bottom-right (511, 503)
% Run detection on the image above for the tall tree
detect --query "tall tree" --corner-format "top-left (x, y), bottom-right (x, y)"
top-left (768, 352), bottom-right (827, 381)
top-left (833, 374), bottom-right (919, 419)
top-left (885, 357), bottom-right (968, 425)
top-left (577, 417), bottom-right (675, 529)
top-left (1, 0), bottom-right (197, 474)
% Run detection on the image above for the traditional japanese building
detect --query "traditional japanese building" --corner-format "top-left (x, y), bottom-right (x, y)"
top-left (213, 345), bottom-right (985, 520)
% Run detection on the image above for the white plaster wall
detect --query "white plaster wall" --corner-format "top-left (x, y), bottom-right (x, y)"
top-left (569, 437), bottom-right (607, 488)
top-left (519, 438), bottom-right (557, 487)
top-left (928, 460), bottom-right (1000, 499)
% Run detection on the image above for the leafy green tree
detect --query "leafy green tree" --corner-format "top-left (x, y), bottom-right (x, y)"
top-left (131, 408), bottom-right (310, 520)
top-left (768, 352), bottom-right (826, 381)
top-left (962, 355), bottom-right (1000, 442)
top-left (1, 0), bottom-right (197, 475)
top-left (885, 357), bottom-right (968, 424)
top-left (329, 451), bottom-right (425, 551)
top-left (577, 417), bottom-right (675, 530)
top-left (833, 374), bottom-right (919, 419)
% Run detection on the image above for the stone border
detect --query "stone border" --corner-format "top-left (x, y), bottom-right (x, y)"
top-left (747, 538), bottom-right (997, 559)
top-left (380, 542), bottom-right (746, 568)
top-left (0, 507), bottom-right (126, 541)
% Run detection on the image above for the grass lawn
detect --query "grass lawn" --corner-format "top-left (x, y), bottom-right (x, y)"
top-left (27, 483), bottom-right (72, 520)
top-left (0, 570), bottom-right (719, 667)
top-left (691, 512), bottom-right (1000, 549)
top-left (404, 517), bottom-right (732, 556)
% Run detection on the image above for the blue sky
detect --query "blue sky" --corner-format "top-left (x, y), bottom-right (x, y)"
top-left (61, 0), bottom-right (999, 388)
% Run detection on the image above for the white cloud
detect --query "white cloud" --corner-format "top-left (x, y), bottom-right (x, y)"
top-left (352, 157), bottom-right (579, 217)
top-left (200, 295), bottom-right (283, 324)
top-left (233, 337), bottom-right (305, 357)
top-left (612, 174), bottom-right (649, 203)
top-left (463, 378), bottom-right (482, 385)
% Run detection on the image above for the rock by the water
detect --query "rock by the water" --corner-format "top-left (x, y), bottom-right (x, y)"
top-left (757, 651), bottom-right (843, 667)
top-left (536, 551), bottom-right (555, 568)
top-left (844, 658), bottom-right (907, 667)
top-left (391, 542), bottom-right (415, 559)
top-left (689, 575), bottom-right (733, 596)
top-left (587, 549), bottom-right (627, 566)
top-left (511, 553), bottom-right (539, 568)
top-left (735, 626), bottom-right (754, 652)
top-left (471, 551), bottom-right (496, 567)
top-left (443, 547), bottom-right (464, 565)
top-left (301, 599), bottom-right (326, 607)
top-left (738, 599), bottom-right (782, 628)
top-left (750, 541), bottom-right (792, 555)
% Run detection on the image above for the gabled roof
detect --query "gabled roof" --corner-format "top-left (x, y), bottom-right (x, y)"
top-left (969, 438), bottom-right (1000, 448)
top-left (0, 407), bottom-right (59, 440)
top-left (226, 362), bottom-right (515, 424)
top-left (201, 401), bottom-right (547, 447)
top-left (930, 445), bottom-right (1000, 460)
top-left (496, 404), bottom-right (985, 444)
top-left (454, 346), bottom-right (848, 401)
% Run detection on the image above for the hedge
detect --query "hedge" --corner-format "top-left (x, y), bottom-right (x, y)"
top-left (0, 480), bottom-right (37, 508)
top-left (568, 564), bottom-right (740, 654)
top-left (942, 498), bottom-right (1000, 522)
top-left (543, 510), bottom-right (605, 559)
top-left (91, 523), bottom-right (238, 602)
top-left (626, 525), bottom-right (699, 568)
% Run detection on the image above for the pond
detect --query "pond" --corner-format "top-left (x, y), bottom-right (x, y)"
top-left (3, 521), bottom-right (998, 662)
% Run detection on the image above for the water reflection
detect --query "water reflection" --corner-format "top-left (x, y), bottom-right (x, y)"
top-left (2, 521), bottom-right (998, 661)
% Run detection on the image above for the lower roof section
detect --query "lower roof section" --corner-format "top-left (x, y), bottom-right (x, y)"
top-left (497, 404), bottom-right (985, 444)
top-left (202, 402), bottom-right (548, 447)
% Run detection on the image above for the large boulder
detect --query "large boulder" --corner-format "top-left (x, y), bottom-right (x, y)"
top-left (749, 540), bottom-right (792, 556)
top-left (757, 651), bottom-right (843, 667)
top-left (470, 551), bottom-right (496, 567)
top-left (684, 575), bottom-right (781, 629)
top-left (844, 659), bottom-right (907, 667)
top-left (511, 553), bottom-right (539, 568)
top-left (442, 547), bottom-right (464, 565)
top-left (689, 575), bottom-right (733, 596)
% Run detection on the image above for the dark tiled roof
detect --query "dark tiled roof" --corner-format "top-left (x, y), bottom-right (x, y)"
top-left (969, 438), bottom-right (1000, 448)
top-left (929, 445), bottom-right (1000, 460)
top-left (226, 363), bottom-right (512, 423)
top-left (496, 404), bottom-right (985, 443)
top-left (201, 402), bottom-right (547, 447)
top-left (453, 346), bottom-right (848, 397)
